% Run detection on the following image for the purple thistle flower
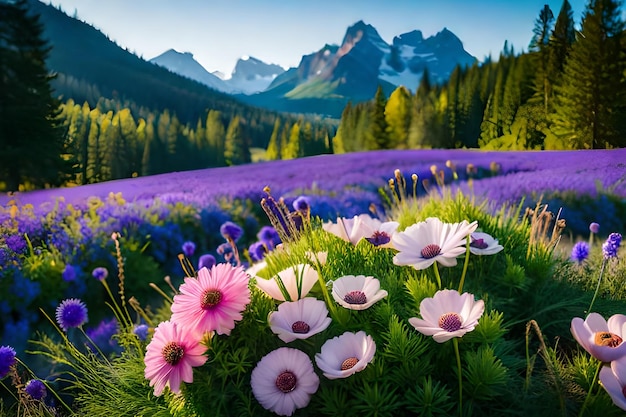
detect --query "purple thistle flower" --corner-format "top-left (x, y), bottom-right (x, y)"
top-left (182, 241), bottom-right (196, 257)
top-left (133, 324), bottom-right (149, 341)
top-left (198, 254), bottom-right (216, 270)
top-left (589, 222), bottom-right (600, 234)
top-left (86, 318), bottom-right (119, 354)
top-left (292, 196), bottom-right (311, 212)
top-left (570, 241), bottom-right (590, 264)
top-left (62, 264), bottom-right (77, 282)
top-left (602, 233), bottom-right (622, 259)
top-left (92, 267), bottom-right (108, 281)
top-left (220, 221), bottom-right (243, 242)
top-left (24, 379), bottom-right (47, 400)
top-left (257, 226), bottom-right (281, 248)
top-left (0, 345), bottom-right (16, 378)
top-left (249, 241), bottom-right (268, 262)
top-left (55, 299), bottom-right (88, 331)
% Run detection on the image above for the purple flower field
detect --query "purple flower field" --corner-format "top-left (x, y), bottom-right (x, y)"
top-left (0, 148), bottom-right (624, 352)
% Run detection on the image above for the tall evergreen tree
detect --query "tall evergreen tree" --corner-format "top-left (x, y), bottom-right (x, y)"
top-left (385, 86), bottom-right (412, 149)
top-left (224, 116), bottom-right (250, 166)
top-left (529, 5), bottom-right (555, 115)
top-left (367, 86), bottom-right (389, 150)
top-left (0, 0), bottom-right (72, 190)
top-left (551, 0), bottom-right (626, 148)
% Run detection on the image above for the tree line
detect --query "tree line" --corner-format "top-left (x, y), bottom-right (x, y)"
top-left (333, 0), bottom-right (626, 152)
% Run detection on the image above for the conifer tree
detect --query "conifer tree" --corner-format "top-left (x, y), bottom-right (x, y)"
top-left (205, 110), bottom-right (226, 166)
top-left (367, 86), bottom-right (389, 149)
top-left (224, 116), bottom-right (250, 166)
top-left (385, 86), bottom-right (412, 148)
top-left (265, 118), bottom-right (281, 160)
top-left (529, 5), bottom-right (555, 115)
top-left (0, 0), bottom-right (72, 190)
top-left (551, 0), bottom-right (626, 148)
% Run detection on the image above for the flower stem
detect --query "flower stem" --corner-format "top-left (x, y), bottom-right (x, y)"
top-left (432, 263), bottom-right (442, 289)
top-left (458, 235), bottom-right (471, 293)
top-left (586, 258), bottom-right (607, 314)
top-left (453, 338), bottom-right (463, 417)
top-left (578, 359), bottom-right (602, 417)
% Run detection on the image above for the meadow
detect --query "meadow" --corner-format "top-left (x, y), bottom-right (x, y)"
top-left (1, 148), bottom-right (626, 416)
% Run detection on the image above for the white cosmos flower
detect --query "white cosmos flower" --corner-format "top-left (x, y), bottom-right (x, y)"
top-left (268, 297), bottom-right (331, 343)
top-left (409, 289), bottom-right (485, 343)
top-left (255, 264), bottom-right (319, 302)
top-left (331, 275), bottom-right (388, 310)
top-left (323, 214), bottom-right (399, 247)
top-left (392, 217), bottom-right (478, 270)
top-left (315, 331), bottom-right (376, 379)
top-left (251, 347), bottom-right (319, 416)
top-left (469, 232), bottom-right (504, 255)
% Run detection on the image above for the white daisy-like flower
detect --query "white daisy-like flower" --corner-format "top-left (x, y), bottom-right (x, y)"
top-left (251, 347), bottom-right (320, 416)
top-left (323, 214), bottom-right (399, 247)
top-left (315, 331), bottom-right (376, 379)
top-left (268, 297), bottom-right (332, 343)
top-left (306, 251), bottom-right (328, 266)
top-left (409, 289), bottom-right (485, 343)
top-left (392, 217), bottom-right (478, 270)
top-left (599, 356), bottom-right (626, 411)
top-left (255, 264), bottom-right (319, 301)
top-left (571, 313), bottom-right (626, 362)
top-left (469, 232), bottom-right (504, 255)
top-left (331, 275), bottom-right (388, 310)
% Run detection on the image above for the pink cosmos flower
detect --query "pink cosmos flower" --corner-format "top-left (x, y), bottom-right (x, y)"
top-left (171, 263), bottom-right (250, 337)
top-left (144, 320), bottom-right (207, 396)
top-left (251, 347), bottom-right (319, 416)
top-left (255, 264), bottom-right (319, 301)
top-left (469, 232), bottom-right (504, 255)
top-left (323, 214), bottom-right (399, 247)
top-left (409, 289), bottom-right (485, 343)
top-left (571, 313), bottom-right (626, 362)
top-left (599, 356), bottom-right (626, 411)
top-left (331, 275), bottom-right (388, 310)
top-left (315, 331), bottom-right (376, 379)
top-left (268, 297), bottom-right (332, 343)
top-left (392, 217), bottom-right (478, 270)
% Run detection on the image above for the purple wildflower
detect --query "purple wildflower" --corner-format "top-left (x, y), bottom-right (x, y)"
top-left (24, 379), bottom-right (47, 400)
top-left (55, 299), bottom-right (88, 331)
top-left (198, 254), bottom-right (216, 270)
top-left (92, 267), bottom-right (108, 281)
top-left (602, 233), bottom-right (622, 259)
top-left (86, 318), bottom-right (119, 354)
top-left (249, 241), bottom-right (268, 262)
top-left (220, 221), bottom-right (243, 242)
top-left (571, 241), bottom-right (590, 264)
top-left (257, 226), bottom-right (281, 249)
top-left (62, 264), bottom-right (77, 282)
top-left (134, 324), bottom-right (149, 341)
top-left (0, 345), bottom-right (16, 378)
top-left (182, 241), bottom-right (196, 257)
top-left (292, 196), bottom-right (311, 212)
top-left (589, 223), bottom-right (600, 234)
top-left (5, 234), bottom-right (26, 254)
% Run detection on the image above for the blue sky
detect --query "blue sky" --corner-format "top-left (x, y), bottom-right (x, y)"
top-left (46, 0), bottom-right (588, 77)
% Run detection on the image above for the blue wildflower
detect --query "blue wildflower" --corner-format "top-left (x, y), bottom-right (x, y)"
top-left (92, 267), bottom-right (109, 281)
top-left (249, 241), bottom-right (268, 262)
top-left (198, 254), bottom-right (216, 270)
top-left (292, 196), bottom-right (311, 212)
top-left (0, 345), bottom-right (16, 378)
top-left (589, 222), bottom-right (600, 234)
top-left (86, 318), bottom-right (119, 355)
top-left (220, 221), bottom-right (243, 242)
top-left (55, 299), bottom-right (88, 331)
top-left (24, 379), bottom-right (47, 400)
top-left (133, 324), bottom-right (149, 341)
top-left (602, 233), bottom-right (622, 259)
top-left (182, 241), bottom-right (196, 257)
top-left (257, 226), bottom-right (281, 249)
top-left (570, 241), bottom-right (590, 264)
top-left (5, 234), bottom-right (26, 254)
top-left (62, 264), bottom-right (77, 282)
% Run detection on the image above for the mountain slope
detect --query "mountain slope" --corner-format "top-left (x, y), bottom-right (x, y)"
top-left (150, 49), bottom-right (232, 93)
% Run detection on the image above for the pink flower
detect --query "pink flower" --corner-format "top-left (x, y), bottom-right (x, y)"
top-left (409, 289), bottom-right (484, 343)
top-left (323, 214), bottom-right (399, 247)
top-left (171, 263), bottom-right (250, 337)
top-left (255, 264), bottom-right (319, 301)
top-left (571, 313), bottom-right (626, 362)
top-left (144, 320), bottom-right (207, 396)
top-left (331, 275), bottom-right (388, 310)
top-left (251, 347), bottom-right (319, 416)
top-left (268, 297), bottom-right (331, 343)
top-left (600, 356), bottom-right (626, 411)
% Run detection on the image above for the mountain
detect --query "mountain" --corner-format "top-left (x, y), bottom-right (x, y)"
top-left (227, 56), bottom-right (285, 94)
top-left (240, 21), bottom-right (476, 117)
top-left (149, 49), bottom-right (233, 93)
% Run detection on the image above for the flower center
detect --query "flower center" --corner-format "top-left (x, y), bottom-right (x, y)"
top-left (470, 238), bottom-right (488, 249)
top-left (201, 289), bottom-right (222, 309)
top-left (344, 290), bottom-right (367, 304)
top-left (421, 244), bottom-right (441, 259)
top-left (366, 231), bottom-right (391, 246)
top-left (594, 331), bottom-right (623, 347)
top-left (341, 357), bottom-right (359, 370)
top-left (291, 321), bottom-right (310, 334)
top-left (438, 312), bottom-right (463, 332)
top-left (275, 371), bottom-right (297, 393)
top-left (162, 341), bottom-right (184, 366)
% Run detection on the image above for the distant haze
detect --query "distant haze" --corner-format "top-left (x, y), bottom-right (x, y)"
top-left (45, 0), bottom-right (587, 75)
